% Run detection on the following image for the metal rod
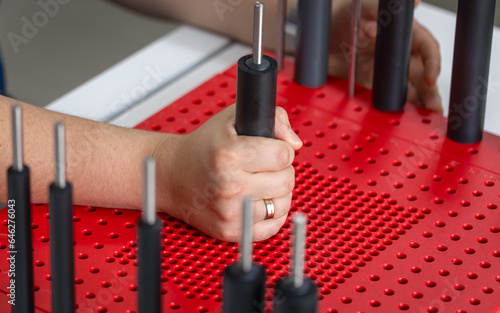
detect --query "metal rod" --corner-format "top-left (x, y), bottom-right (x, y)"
top-left (54, 122), bottom-right (66, 189)
top-left (348, 0), bottom-right (361, 97)
top-left (142, 157), bottom-right (156, 225)
top-left (276, 0), bottom-right (287, 70)
top-left (252, 2), bottom-right (264, 65)
top-left (12, 104), bottom-right (23, 172)
top-left (292, 213), bottom-right (306, 288)
top-left (240, 197), bottom-right (253, 272)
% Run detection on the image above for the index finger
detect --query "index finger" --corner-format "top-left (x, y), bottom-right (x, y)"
top-left (412, 21), bottom-right (441, 86)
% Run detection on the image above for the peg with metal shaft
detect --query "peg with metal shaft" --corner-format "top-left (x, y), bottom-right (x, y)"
top-left (273, 214), bottom-right (317, 313)
top-left (447, 0), bottom-right (496, 144)
top-left (372, 0), bottom-right (414, 111)
top-left (49, 122), bottom-right (75, 313)
top-left (137, 157), bottom-right (162, 313)
top-left (222, 198), bottom-right (266, 313)
top-left (348, 0), bottom-right (361, 97)
top-left (235, 1), bottom-right (278, 138)
top-left (275, 0), bottom-right (287, 70)
top-left (7, 105), bottom-right (34, 313)
top-left (294, 0), bottom-right (332, 87)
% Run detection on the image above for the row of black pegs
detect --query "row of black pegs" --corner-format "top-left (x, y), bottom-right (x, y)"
top-left (7, 106), bottom-right (164, 313)
top-left (7, 107), bottom-right (76, 313)
top-left (292, 0), bottom-right (496, 144)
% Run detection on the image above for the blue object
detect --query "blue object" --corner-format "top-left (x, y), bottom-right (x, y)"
top-left (0, 52), bottom-right (5, 96)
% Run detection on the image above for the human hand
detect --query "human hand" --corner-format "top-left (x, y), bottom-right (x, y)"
top-left (153, 104), bottom-right (302, 242)
top-left (328, 0), bottom-right (442, 113)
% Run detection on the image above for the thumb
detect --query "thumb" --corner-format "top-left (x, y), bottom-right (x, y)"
top-left (274, 107), bottom-right (302, 150)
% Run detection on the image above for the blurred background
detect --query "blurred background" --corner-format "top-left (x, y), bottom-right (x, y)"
top-left (0, 0), bottom-right (499, 108)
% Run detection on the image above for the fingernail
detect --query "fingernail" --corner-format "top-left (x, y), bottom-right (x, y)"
top-left (289, 128), bottom-right (302, 146)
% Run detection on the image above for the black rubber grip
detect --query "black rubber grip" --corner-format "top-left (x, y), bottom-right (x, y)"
top-left (447, 0), bottom-right (496, 144)
top-left (137, 218), bottom-right (162, 313)
top-left (7, 167), bottom-right (34, 313)
top-left (372, 0), bottom-right (415, 112)
top-left (49, 182), bottom-right (75, 313)
top-left (222, 263), bottom-right (266, 313)
top-left (273, 277), bottom-right (318, 313)
top-left (235, 54), bottom-right (277, 138)
top-left (294, 0), bottom-right (332, 87)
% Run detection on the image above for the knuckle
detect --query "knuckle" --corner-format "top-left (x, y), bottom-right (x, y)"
top-left (217, 181), bottom-right (243, 199)
top-left (213, 147), bottom-right (238, 171)
top-left (276, 146), bottom-right (293, 168)
top-left (219, 207), bottom-right (240, 223)
top-left (218, 226), bottom-right (240, 242)
top-left (285, 167), bottom-right (296, 193)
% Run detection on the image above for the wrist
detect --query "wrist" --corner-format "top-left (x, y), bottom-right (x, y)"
top-left (150, 132), bottom-right (184, 213)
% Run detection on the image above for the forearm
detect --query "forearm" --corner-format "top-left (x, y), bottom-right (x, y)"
top-left (0, 96), bottom-right (176, 210)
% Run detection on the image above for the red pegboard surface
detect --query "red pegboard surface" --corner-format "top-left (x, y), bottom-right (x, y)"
top-left (1, 59), bottom-right (500, 313)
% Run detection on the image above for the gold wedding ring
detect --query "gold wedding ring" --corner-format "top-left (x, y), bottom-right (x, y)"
top-left (263, 199), bottom-right (275, 220)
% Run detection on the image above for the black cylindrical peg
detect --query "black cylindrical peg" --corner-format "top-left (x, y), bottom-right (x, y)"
top-left (138, 157), bottom-right (162, 313)
top-left (49, 122), bottom-right (75, 313)
top-left (235, 2), bottom-right (277, 138)
top-left (294, 0), bottom-right (332, 87)
top-left (222, 198), bottom-right (266, 313)
top-left (372, 0), bottom-right (415, 112)
top-left (273, 214), bottom-right (318, 313)
top-left (447, 0), bottom-right (496, 144)
top-left (7, 105), bottom-right (34, 313)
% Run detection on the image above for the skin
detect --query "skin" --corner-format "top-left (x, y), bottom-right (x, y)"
top-left (1, 0), bottom-right (442, 241)
top-left (328, 0), bottom-right (442, 112)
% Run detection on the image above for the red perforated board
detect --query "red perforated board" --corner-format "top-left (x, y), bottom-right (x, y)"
top-left (1, 58), bottom-right (499, 313)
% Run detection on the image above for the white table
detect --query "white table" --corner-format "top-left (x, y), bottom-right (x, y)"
top-left (46, 3), bottom-right (500, 137)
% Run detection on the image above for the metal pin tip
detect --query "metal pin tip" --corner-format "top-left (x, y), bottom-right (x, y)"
top-left (12, 104), bottom-right (21, 116)
top-left (292, 213), bottom-right (307, 288)
top-left (240, 197), bottom-right (253, 272)
top-left (252, 1), bottom-right (264, 66)
top-left (11, 104), bottom-right (23, 172)
top-left (142, 157), bottom-right (157, 225)
top-left (54, 122), bottom-right (66, 188)
top-left (292, 213), bottom-right (307, 226)
top-left (55, 122), bottom-right (64, 134)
